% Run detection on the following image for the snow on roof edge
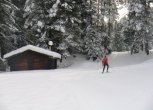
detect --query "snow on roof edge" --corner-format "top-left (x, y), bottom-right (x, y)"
top-left (3, 45), bottom-right (61, 59)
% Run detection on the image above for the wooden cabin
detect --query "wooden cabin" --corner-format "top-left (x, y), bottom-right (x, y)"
top-left (3, 45), bottom-right (61, 71)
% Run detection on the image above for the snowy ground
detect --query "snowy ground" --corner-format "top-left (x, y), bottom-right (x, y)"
top-left (0, 51), bottom-right (153, 110)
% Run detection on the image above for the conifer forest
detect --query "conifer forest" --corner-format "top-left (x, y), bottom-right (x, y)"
top-left (0, 0), bottom-right (153, 60)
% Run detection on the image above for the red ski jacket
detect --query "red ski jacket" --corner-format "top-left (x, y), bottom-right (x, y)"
top-left (102, 57), bottom-right (108, 65)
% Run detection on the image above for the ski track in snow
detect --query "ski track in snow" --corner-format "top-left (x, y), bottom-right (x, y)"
top-left (0, 51), bottom-right (153, 110)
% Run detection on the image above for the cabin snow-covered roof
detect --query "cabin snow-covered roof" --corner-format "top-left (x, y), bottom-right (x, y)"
top-left (3, 45), bottom-right (61, 59)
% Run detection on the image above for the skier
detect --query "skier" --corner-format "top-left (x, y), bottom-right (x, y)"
top-left (102, 55), bottom-right (109, 73)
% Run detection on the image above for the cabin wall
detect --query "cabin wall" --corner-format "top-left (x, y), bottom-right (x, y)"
top-left (7, 51), bottom-right (57, 71)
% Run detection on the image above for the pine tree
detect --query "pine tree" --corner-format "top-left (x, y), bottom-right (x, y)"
top-left (24, 0), bottom-right (61, 49)
top-left (84, 25), bottom-right (104, 60)
top-left (0, 0), bottom-right (18, 56)
top-left (112, 21), bottom-right (127, 51)
top-left (123, 0), bottom-right (153, 55)
top-left (100, 0), bottom-right (118, 54)
top-left (24, 0), bottom-right (92, 56)
top-left (58, 0), bottom-right (92, 55)
top-left (83, 24), bottom-right (112, 60)
top-left (11, 0), bottom-right (27, 48)
top-left (82, 0), bottom-right (117, 59)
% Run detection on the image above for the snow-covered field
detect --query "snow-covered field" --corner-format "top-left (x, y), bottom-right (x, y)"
top-left (0, 51), bottom-right (153, 110)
